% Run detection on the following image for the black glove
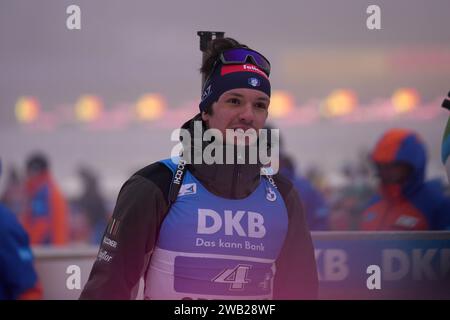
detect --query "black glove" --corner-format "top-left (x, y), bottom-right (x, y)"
top-left (443, 91), bottom-right (450, 110)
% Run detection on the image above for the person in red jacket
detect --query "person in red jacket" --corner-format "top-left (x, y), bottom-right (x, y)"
top-left (360, 129), bottom-right (450, 231)
top-left (21, 153), bottom-right (69, 245)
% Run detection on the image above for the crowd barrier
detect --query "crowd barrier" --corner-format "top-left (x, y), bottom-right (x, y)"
top-left (313, 231), bottom-right (450, 299)
top-left (33, 231), bottom-right (450, 299)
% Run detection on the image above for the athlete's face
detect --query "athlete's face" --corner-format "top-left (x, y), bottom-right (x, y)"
top-left (201, 88), bottom-right (270, 145)
top-left (375, 162), bottom-right (412, 185)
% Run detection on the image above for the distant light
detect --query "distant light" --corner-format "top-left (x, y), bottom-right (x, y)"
top-left (136, 94), bottom-right (166, 121)
top-left (269, 91), bottom-right (294, 118)
top-left (15, 96), bottom-right (40, 123)
top-left (324, 89), bottom-right (358, 117)
top-left (391, 88), bottom-right (419, 113)
top-left (75, 95), bottom-right (103, 122)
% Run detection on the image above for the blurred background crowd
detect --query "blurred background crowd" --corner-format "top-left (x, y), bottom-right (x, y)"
top-left (1, 0), bottom-right (450, 244)
top-left (1, 0), bottom-right (450, 299)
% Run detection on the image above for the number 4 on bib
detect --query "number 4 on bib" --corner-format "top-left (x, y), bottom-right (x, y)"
top-left (212, 264), bottom-right (252, 290)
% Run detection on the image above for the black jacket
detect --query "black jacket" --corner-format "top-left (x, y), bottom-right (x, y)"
top-left (80, 115), bottom-right (318, 299)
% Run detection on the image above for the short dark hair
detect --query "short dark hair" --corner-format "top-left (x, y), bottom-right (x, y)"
top-left (26, 152), bottom-right (49, 174)
top-left (200, 37), bottom-right (250, 115)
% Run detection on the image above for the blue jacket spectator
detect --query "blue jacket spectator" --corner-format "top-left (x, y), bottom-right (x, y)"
top-left (0, 203), bottom-right (42, 299)
top-left (280, 155), bottom-right (329, 230)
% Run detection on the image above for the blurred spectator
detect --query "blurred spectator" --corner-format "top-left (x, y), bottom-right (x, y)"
top-left (279, 154), bottom-right (330, 231)
top-left (328, 160), bottom-right (376, 230)
top-left (21, 152), bottom-right (69, 245)
top-left (360, 129), bottom-right (450, 230)
top-left (0, 160), bottom-right (42, 300)
top-left (0, 203), bottom-right (43, 299)
top-left (73, 166), bottom-right (109, 244)
top-left (268, 123), bottom-right (330, 230)
top-left (304, 165), bottom-right (328, 193)
top-left (1, 166), bottom-right (26, 218)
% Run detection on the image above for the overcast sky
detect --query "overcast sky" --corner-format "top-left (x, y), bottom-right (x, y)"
top-left (1, 0), bottom-right (450, 125)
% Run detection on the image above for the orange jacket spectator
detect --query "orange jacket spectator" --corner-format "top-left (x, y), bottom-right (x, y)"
top-left (21, 153), bottom-right (69, 245)
top-left (360, 129), bottom-right (450, 231)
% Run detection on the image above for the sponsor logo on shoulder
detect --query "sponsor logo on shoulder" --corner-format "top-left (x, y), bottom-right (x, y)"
top-left (103, 236), bottom-right (117, 249)
top-left (179, 183), bottom-right (197, 196)
top-left (98, 250), bottom-right (113, 263)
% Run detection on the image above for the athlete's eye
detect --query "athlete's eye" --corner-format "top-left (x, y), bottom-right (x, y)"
top-left (255, 102), bottom-right (268, 110)
top-left (227, 98), bottom-right (241, 105)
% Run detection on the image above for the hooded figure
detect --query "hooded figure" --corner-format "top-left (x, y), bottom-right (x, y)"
top-left (21, 153), bottom-right (69, 245)
top-left (360, 129), bottom-right (450, 231)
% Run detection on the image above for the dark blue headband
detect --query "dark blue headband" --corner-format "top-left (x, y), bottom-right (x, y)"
top-left (199, 63), bottom-right (271, 112)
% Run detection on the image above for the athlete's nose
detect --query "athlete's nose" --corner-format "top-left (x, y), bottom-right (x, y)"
top-left (238, 102), bottom-right (255, 124)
